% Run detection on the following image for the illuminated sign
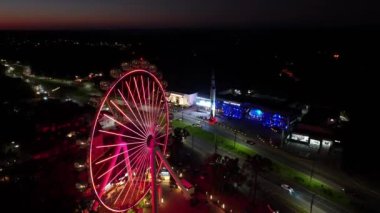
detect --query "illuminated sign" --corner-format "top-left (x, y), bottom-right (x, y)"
top-left (223, 101), bottom-right (240, 106)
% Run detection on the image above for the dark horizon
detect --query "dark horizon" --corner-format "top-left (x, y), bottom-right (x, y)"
top-left (1, 0), bottom-right (380, 30)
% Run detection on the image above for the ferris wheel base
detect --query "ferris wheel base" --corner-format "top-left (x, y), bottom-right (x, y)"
top-left (208, 117), bottom-right (217, 125)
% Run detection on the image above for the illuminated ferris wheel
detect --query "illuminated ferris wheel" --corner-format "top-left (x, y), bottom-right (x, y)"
top-left (89, 69), bottom-right (187, 212)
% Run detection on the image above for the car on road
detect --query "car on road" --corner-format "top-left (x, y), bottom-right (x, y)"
top-left (246, 140), bottom-right (256, 145)
top-left (281, 184), bottom-right (294, 194)
top-left (192, 121), bottom-right (202, 127)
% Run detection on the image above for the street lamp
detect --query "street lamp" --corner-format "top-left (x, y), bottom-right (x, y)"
top-left (308, 144), bottom-right (317, 184)
top-left (310, 193), bottom-right (316, 213)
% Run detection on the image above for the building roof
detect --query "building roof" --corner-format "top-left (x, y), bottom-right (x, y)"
top-left (293, 123), bottom-right (335, 139)
top-left (167, 90), bottom-right (197, 96)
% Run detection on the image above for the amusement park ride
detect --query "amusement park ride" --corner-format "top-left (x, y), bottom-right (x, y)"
top-left (89, 65), bottom-right (189, 212)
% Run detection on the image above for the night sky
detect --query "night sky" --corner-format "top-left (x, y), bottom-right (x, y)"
top-left (0, 0), bottom-right (379, 29)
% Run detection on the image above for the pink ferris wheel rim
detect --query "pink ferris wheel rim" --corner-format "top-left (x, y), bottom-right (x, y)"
top-left (89, 69), bottom-right (169, 212)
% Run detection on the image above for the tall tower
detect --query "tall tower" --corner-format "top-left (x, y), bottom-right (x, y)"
top-left (209, 70), bottom-right (217, 123)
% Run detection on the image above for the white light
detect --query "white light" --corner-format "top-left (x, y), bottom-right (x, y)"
top-left (161, 198), bottom-right (164, 203)
top-left (104, 183), bottom-right (112, 191)
top-left (210, 195), bottom-right (213, 200)
top-left (14, 144), bottom-right (19, 148)
top-left (222, 203), bottom-right (225, 209)
top-left (223, 101), bottom-right (240, 106)
top-left (196, 99), bottom-right (211, 108)
top-left (43, 96), bottom-right (48, 101)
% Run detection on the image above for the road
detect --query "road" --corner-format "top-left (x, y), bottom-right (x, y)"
top-left (1, 61), bottom-right (102, 105)
top-left (177, 108), bottom-right (380, 212)
top-left (174, 110), bottom-right (351, 213)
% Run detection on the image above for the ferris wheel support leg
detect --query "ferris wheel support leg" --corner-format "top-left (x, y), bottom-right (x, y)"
top-left (120, 137), bottom-right (133, 178)
top-left (155, 149), bottom-right (191, 199)
top-left (98, 145), bottom-right (122, 198)
top-left (92, 200), bottom-right (99, 211)
top-left (150, 146), bottom-right (158, 213)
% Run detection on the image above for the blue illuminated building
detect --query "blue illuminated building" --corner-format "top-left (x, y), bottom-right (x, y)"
top-left (262, 113), bottom-right (287, 129)
top-left (248, 108), bottom-right (264, 121)
top-left (195, 95), bottom-right (292, 130)
top-left (221, 101), bottom-right (244, 119)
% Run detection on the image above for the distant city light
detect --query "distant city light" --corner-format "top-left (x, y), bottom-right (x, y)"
top-left (333, 53), bottom-right (340, 59)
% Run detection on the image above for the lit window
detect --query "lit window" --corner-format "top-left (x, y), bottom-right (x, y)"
top-left (322, 140), bottom-right (332, 146)
top-left (310, 139), bottom-right (320, 146)
top-left (291, 134), bottom-right (309, 142)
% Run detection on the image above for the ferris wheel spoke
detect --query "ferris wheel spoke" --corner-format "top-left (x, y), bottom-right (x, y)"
top-left (109, 100), bottom-right (146, 137)
top-left (117, 150), bottom-right (149, 205)
top-left (106, 148), bottom-right (146, 194)
top-left (129, 152), bottom-right (150, 202)
top-left (96, 143), bottom-right (128, 148)
top-left (146, 77), bottom-right (153, 128)
top-left (149, 81), bottom-right (157, 122)
top-left (140, 76), bottom-right (151, 128)
top-left (97, 155), bottom-right (125, 180)
top-left (105, 98), bottom-right (118, 118)
top-left (97, 146), bottom-right (146, 182)
top-left (94, 155), bottom-right (108, 177)
top-left (103, 114), bottom-right (146, 139)
top-left (133, 77), bottom-right (151, 133)
top-left (152, 84), bottom-right (162, 120)
top-left (111, 96), bottom-right (147, 137)
top-left (136, 156), bottom-right (150, 198)
top-left (95, 143), bottom-right (145, 165)
top-left (156, 142), bottom-right (166, 146)
top-left (156, 118), bottom-right (167, 132)
top-left (155, 155), bottom-right (161, 169)
top-left (106, 163), bottom-right (128, 187)
top-left (99, 129), bottom-right (146, 141)
top-left (154, 102), bottom-right (166, 124)
top-left (125, 154), bottom-right (149, 204)
top-left (118, 88), bottom-right (148, 135)
top-left (124, 81), bottom-right (149, 134)
top-left (113, 154), bottom-right (143, 205)
top-left (149, 80), bottom-right (157, 126)
top-left (155, 133), bottom-right (167, 141)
